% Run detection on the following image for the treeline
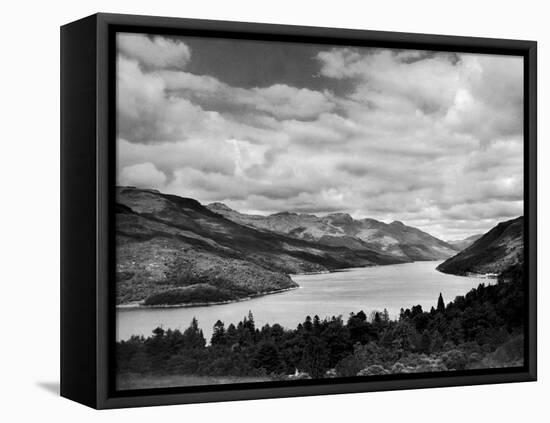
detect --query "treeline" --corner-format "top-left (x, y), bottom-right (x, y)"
top-left (117, 268), bottom-right (525, 380)
top-left (143, 283), bottom-right (240, 306)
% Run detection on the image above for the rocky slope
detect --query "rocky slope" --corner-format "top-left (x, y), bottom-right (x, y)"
top-left (436, 217), bottom-right (524, 276)
top-left (207, 203), bottom-right (457, 261)
top-left (116, 187), bottom-right (406, 306)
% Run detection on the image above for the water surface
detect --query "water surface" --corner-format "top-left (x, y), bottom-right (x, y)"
top-left (117, 261), bottom-right (491, 341)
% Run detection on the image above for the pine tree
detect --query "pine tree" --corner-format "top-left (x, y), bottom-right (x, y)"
top-left (152, 326), bottom-right (165, 338)
top-left (183, 317), bottom-right (206, 349)
top-left (211, 320), bottom-right (226, 345)
top-left (437, 293), bottom-right (445, 312)
top-left (253, 341), bottom-right (282, 373)
top-left (303, 316), bottom-right (313, 332)
top-left (226, 323), bottom-right (238, 344)
top-left (313, 315), bottom-right (322, 333)
top-left (356, 310), bottom-right (367, 321)
top-left (243, 310), bottom-right (255, 333)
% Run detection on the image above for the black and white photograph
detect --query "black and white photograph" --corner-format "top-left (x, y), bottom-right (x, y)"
top-left (114, 32), bottom-right (526, 391)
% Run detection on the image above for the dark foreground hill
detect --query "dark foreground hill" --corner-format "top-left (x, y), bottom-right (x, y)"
top-left (116, 187), bottom-right (406, 306)
top-left (207, 203), bottom-right (457, 261)
top-left (437, 217), bottom-right (524, 276)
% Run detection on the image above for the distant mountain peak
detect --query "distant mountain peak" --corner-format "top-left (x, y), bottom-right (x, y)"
top-left (324, 213), bottom-right (353, 224)
top-left (200, 192), bottom-right (456, 261)
top-left (326, 212), bottom-right (352, 218)
top-left (390, 220), bottom-right (405, 226)
top-left (270, 211), bottom-right (298, 217)
top-left (207, 202), bottom-right (234, 212)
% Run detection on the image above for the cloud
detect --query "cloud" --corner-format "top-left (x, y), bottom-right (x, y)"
top-left (116, 36), bottom-right (524, 239)
top-left (117, 56), bottom-right (237, 144)
top-left (251, 84), bottom-right (334, 120)
top-left (118, 162), bottom-right (167, 189)
top-left (441, 200), bottom-right (523, 221)
top-left (317, 48), bottom-right (523, 144)
top-left (160, 69), bottom-right (335, 120)
top-left (443, 55), bottom-right (523, 143)
top-left (318, 48), bottom-right (460, 115)
top-left (117, 138), bottom-right (238, 178)
top-left (117, 56), bottom-right (333, 144)
top-left (118, 33), bottom-right (191, 69)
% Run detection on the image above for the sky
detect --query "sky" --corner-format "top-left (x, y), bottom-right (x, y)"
top-left (116, 32), bottom-right (524, 240)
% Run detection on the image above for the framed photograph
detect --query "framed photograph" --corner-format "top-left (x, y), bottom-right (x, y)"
top-left (60, 13), bottom-right (537, 409)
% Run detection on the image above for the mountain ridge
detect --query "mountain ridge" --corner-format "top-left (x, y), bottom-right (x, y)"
top-left (437, 216), bottom-right (524, 276)
top-left (207, 202), bottom-right (457, 261)
top-left (446, 234), bottom-right (483, 252)
top-left (115, 187), bottom-right (407, 306)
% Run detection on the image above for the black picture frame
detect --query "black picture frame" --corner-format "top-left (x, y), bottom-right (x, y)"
top-left (60, 12), bottom-right (537, 409)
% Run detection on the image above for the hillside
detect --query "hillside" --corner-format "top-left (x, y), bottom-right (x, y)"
top-left (116, 187), bottom-right (406, 306)
top-left (437, 217), bottom-right (524, 276)
top-left (207, 203), bottom-right (457, 261)
top-left (446, 234), bottom-right (483, 251)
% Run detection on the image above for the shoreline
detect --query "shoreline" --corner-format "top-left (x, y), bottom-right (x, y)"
top-left (289, 270), bottom-right (330, 276)
top-left (436, 267), bottom-right (499, 279)
top-left (116, 286), bottom-right (299, 310)
top-left (291, 259), bottom-right (442, 277)
top-left (119, 261), bottom-right (450, 310)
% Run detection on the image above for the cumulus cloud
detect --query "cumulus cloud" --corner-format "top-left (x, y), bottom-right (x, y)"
top-left (117, 138), bottom-right (238, 178)
top-left (116, 35), bottom-right (524, 239)
top-left (118, 33), bottom-right (191, 69)
top-left (118, 162), bottom-right (167, 189)
top-left (317, 48), bottom-right (523, 144)
top-left (117, 56), bottom-right (228, 143)
top-left (159, 70), bottom-right (335, 120)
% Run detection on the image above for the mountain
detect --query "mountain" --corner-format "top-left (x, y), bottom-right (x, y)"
top-left (437, 217), bottom-right (524, 276)
top-left (207, 203), bottom-right (457, 261)
top-left (446, 234), bottom-right (483, 251)
top-left (116, 187), bottom-right (405, 306)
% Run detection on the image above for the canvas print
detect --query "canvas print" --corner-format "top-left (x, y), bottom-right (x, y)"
top-left (114, 32), bottom-right (525, 391)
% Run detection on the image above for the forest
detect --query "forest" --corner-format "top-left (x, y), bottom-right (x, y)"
top-left (116, 264), bottom-right (525, 385)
